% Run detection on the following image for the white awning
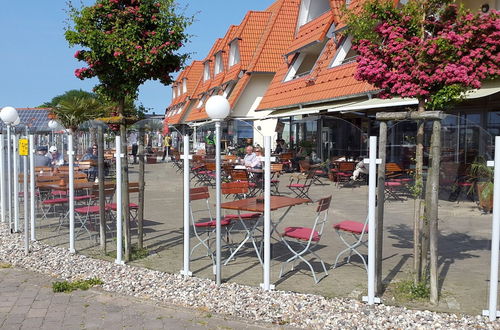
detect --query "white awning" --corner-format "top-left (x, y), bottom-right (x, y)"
top-left (328, 97), bottom-right (418, 113)
top-left (269, 100), bottom-right (361, 118)
top-left (465, 80), bottom-right (500, 99)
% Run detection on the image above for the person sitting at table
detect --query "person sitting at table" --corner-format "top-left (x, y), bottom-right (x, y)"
top-left (240, 145), bottom-right (260, 168)
top-left (47, 146), bottom-right (64, 167)
top-left (34, 146), bottom-right (51, 167)
top-left (252, 147), bottom-right (263, 169)
top-left (351, 156), bottom-right (369, 181)
top-left (80, 145), bottom-right (99, 181)
top-left (274, 139), bottom-right (286, 154)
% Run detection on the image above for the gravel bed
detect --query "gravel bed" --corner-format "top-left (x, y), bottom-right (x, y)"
top-left (0, 225), bottom-right (497, 329)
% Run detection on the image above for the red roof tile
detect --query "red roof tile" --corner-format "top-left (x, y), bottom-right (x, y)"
top-left (285, 11), bottom-right (334, 55)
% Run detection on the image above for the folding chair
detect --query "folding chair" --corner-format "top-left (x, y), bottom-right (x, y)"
top-left (279, 196), bottom-right (331, 283)
top-left (287, 170), bottom-right (315, 200)
top-left (106, 182), bottom-right (141, 222)
top-left (74, 183), bottom-right (115, 241)
top-left (230, 169), bottom-right (258, 197)
top-left (270, 163), bottom-right (283, 195)
top-left (332, 215), bottom-right (369, 272)
top-left (190, 187), bottom-right (233, 264)
top-left (333, 161), bottom-right (355, 188)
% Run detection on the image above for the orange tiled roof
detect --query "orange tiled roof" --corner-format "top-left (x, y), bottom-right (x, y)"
top-left (285, 10), bottom-right (334, 56)
top-left (249, 0), bottom-right (301, 73)
top-left (258, 38), bottom-right (376, 110)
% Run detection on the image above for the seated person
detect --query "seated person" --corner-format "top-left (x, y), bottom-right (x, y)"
top-left (274, 139), bottom-right (286, 154)
top-left (80, 145), bottom-right (98, 181)
top-left (252, 147), bottom-right (263, 169)
top-left (240, 145), bottom-right (260, 169)
top-left (47, 146), bottom-right (64, 167)
top-left (351, 156), bottom-right (369, 181)
top-left (34, 146), bottom-right (51, 167)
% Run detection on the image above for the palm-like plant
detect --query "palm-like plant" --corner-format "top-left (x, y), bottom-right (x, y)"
top-left (52, 96), bottom-right (107, 132)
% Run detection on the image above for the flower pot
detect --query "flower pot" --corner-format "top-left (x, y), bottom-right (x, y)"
top-left (476, 182), bottom-right (493, 213)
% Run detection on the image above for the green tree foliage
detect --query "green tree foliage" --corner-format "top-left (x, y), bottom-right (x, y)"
top-left (40, 89), bottom-right (96, 108)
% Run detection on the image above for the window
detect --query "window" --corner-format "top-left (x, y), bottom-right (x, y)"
top-left (223, 82), bottom-right (236, 98)
top-left (203, 61), bottom-right (211, 81)
top-left (182, 78), bottom-right (187, 93)
top-left (214, 52), bottom-right (224, 75)
top-left (284, 39), bottom-right (328, 81)
top-left (172, 87), bottom-right (176, 99)
top-left (297, 0), bottom-right (330, 28)
top-left (197, 94), bottom-right (207, 108)
top-left (228, 40), bottom-right (240, 67)
top-left (176, 85), bottom-right (182, 97)
top-left (330, 35), bottom-right (357, 67)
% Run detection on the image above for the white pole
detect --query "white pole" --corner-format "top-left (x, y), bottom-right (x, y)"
top-left (215, 120), bottom-right (222, 284)
top-left (486, 136), bottom-right (500, 321)
top-left (12, 134), bottom-right (19, 233)
top-left (23, 147), bottom-right (28, 255)
top-left (29, 135), bottom-right (35, 241)
top-left (115, 135), bottom-right (124, 265)
top-left (181, 134), bottom-right (192, 276)
top-left (68, 132), bottom-right (75, 253)
top-left (6, 125), bottom-right (12, 231)
top-left (0, 133), bottom-right (5, 223)
top-left (367, 136), bottom-right (377, 304)
top-left (262, 136), bottom-right (272, 291)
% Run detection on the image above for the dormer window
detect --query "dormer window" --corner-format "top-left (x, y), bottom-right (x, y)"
top-left (214, 52), bottom-right (224, 75)
top-left (228, 39), bottom-right (240, 67)
top-left (203, 61), bottom-right (211, 81)
top-left (284, 39), bottom-right (328, 81)
top-left (223, 82), bottom-right (236, 98)
top-left (182, 78), bottom-right (187, 93)
top-left (197, 94), bottom-right (207, 108)
top-left (330, 35), bottom-right (357, 67)
top-left (297, 0), bottom-right (330, 28)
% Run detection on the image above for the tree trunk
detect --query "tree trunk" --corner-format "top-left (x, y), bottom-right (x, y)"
top-left (414, 99), bottom-right (425, 284)
top-left (376, 122), bottom-right (387, 295)
top-left (137, 129), bottom-right (145, 250)
top-left (118, 99), bottom-right (131, 262)
top-left (428, 120), bottom-right (441, 304)
top-left (97, 125), bottom-right (106, 253)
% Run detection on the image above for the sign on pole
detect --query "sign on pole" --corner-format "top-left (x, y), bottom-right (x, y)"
top-left (19, 138), bottom-right (28, 156)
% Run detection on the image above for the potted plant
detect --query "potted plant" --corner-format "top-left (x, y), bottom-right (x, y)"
top-left (469, 157), bottom-right (494, 213)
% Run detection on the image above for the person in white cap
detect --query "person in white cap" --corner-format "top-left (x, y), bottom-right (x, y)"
top-left (47, 146), bottom-right (64, 167)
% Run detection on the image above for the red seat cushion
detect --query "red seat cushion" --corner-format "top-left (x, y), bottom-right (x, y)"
top-left (336, 172), bottom-right (351, 177)
top-left (194, 219), bottom-right (231, 227)
top-left (51, 190), bottom-right (67, 196)
top-left (74, 195), bottom-right (92, 201)
top-left (334, 220), bottom-right (368, 234)
top-left (385, 181), bottom-right (402, 187)
top-left (282, 226), bottom-right (320, 241)
top-left (42, 198), bottom-right (68, 205)
top-left (288, 183), bottom-right (306, 188)
top-left (106, 203), bottom-right (139, 211)
top-left (75, 205), bottom-right (101, 214)
top-left (457, 182), bottom-right (472, 187)
top-left (223, 213), bottom-right (261, 220)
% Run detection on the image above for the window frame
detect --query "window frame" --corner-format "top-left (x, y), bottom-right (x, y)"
top-left (330, 35), bottom-right (355, 68)
top-left (228, 39), bottom-right (240, 67)
top-left (203, 61), bottom-right (211, 81)
top-left (214, 51), bottom-right (224, 75)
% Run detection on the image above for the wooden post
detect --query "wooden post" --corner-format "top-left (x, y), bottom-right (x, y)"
top-left (97, 126), bottom-right (106, 253)
top-left (137, 129), bottom-right (145, 250)
top-left (376, 121), bottom-right (387, 294)
top-left (429, 120), bottom-right (441, 304)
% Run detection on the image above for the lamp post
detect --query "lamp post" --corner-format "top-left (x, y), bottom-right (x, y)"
top-left (205, 95), bottom-right (230, 285)
top-left (0, 106), bottom-right (19, 232)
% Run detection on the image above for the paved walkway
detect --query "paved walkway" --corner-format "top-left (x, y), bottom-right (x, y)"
top-left (0, 267), bottom-right (282, 329)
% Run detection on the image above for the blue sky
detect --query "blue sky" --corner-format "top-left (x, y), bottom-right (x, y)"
top-left (0, 0), bottom-right (271, 115)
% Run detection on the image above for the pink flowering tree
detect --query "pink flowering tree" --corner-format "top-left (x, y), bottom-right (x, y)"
top-left (66, 0), bottom-right (192, 261)
top-left (346, 0), bottom-right (499, 298)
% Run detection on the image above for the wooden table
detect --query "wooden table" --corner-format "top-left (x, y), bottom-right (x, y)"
top-left (221, 196), bottom-right (310, 264)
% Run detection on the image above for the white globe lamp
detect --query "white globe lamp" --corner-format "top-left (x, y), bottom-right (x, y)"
top-left (12, 116), bottom-right (21, 127)
top-left (48, 120), bottom-right (60, 130)
top-left (0, 106), bottom-right (19, 124)
top-left (205, 95), bottom-right (230, 120)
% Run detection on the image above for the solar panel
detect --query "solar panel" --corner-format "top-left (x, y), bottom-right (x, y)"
top-left (0, 108), bottom-right (52, 133)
